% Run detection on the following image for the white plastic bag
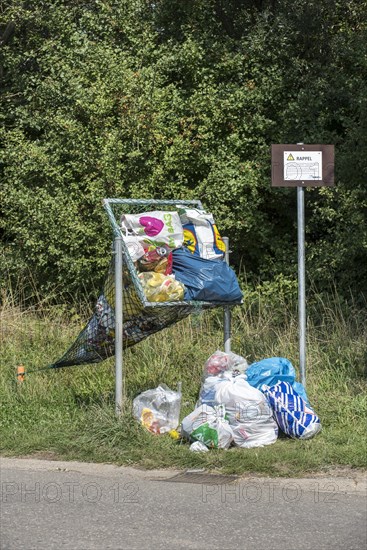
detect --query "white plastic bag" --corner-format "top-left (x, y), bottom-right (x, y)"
top-left (198, 350), bottom-right (248, 407)
top-left (122, 235), bottom-right (145, 262)
top-left (179, 208), bottom-right (226, 259)
top-left (215, 374), bottom-right (278, 448)
top-left (181, 404), bottom-right (233, 449)
top-left (198, 375), bottom-right (222, 407)
top-left (121, 211), bottom-right (184, 249)
top-left (132, 384), bottom-right (181, 435)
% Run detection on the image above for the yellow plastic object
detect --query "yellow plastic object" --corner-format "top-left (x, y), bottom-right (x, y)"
top-left (151, 257), bottom-right (170, 274)
top-left (138, 272), bottom-right (185, 302)
top-left (169, 429), bottom-right (180, 440)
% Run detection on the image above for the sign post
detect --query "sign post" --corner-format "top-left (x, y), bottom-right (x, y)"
top-left (271, 144), bottom-right (335, 387)
top-left (114, 235), bottom-right (124, 416)
top-left (223, 236), bottom-right (231, 353)
top-left (297, 184), bottom-right (306, 387)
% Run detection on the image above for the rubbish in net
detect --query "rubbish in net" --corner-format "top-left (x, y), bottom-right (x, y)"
top-left (50, 257), bottom-right (203, 368)
top-left (50, 199), bottom-right (241, 369)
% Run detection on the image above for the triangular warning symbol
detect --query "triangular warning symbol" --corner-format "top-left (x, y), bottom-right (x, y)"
top-left (287, 153), bottom-right (295, 161)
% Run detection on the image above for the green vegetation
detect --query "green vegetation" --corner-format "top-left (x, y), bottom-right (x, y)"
top-left (1, 0), bottom-right (367, 300)
top-left (1, 284), bottom-right (366, 475)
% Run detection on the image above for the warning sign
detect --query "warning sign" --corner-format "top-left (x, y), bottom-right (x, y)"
top-left (284, 151), bottom-right (322, 181)
top-left (271, 144), bottom-right (334, 187)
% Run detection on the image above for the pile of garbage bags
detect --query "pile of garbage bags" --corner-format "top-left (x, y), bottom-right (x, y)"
top-left (120, 208), bottom-right (243, 303)
top-left (133, 353), bottom-right (321, 450)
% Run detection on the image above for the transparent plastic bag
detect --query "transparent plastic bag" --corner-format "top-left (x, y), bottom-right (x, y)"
top-left (198, 350), bottom-right (248, 407)
top-left (138, 272), bottom-right (185, 302)
top-left (204, 350), bottom-right (248, 377)
top-left (132, 384), bottom-right (181, 435)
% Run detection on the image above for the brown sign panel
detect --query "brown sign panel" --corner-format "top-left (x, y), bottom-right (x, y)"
top-left (271, 144), bottom-right (335, 187)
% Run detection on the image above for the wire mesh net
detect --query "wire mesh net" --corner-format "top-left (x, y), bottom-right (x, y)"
top-left (51, 199), bottom-right (229, 368)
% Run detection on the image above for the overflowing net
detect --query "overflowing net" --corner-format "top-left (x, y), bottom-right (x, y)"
top-left (51, 199), bottom-right (230, 369)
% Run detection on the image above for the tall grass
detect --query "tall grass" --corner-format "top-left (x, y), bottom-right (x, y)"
top-left (1, 280), bottom-right (366, 475)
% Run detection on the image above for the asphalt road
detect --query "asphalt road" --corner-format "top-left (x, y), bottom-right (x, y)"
top-left (1, 458), bottom-right (366, 550)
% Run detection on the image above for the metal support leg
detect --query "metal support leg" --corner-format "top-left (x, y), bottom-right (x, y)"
top-left (297, 187), bottom-right (306, 388)
top-left (223, 236), bottom-right (231, 353)
top-left (114, 236), bottom-right (124, 415)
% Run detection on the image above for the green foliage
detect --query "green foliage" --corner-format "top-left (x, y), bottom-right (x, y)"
top-left (1, 0), bottom-right (366, 300)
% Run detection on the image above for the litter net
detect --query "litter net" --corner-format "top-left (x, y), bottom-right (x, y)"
top-left (50, 199), bottom-right (241, 369)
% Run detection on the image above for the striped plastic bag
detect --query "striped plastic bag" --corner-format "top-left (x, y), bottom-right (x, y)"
top-left (263, 381), bottom-right (321, 439)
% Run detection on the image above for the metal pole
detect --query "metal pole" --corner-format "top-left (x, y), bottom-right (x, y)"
top-left (297, 186), bottom-right (306, 387)
top-left (114, 235), bottom-right (124, 416)
top-left (223, 236), bottom-right (231, 353)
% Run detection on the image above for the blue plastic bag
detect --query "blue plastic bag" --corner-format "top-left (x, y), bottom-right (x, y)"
top-left (172, 247), bottom-right (243, 303)
top-left (263, 381), bottom-right (321, 439)
top-left (245, 357), bottom-right (309, 405)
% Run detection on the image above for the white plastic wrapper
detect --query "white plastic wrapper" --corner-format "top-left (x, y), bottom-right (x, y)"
top-left (190, 441), bottom-right (209, 453)
top-left (122, 235), bottom-right (145, 262)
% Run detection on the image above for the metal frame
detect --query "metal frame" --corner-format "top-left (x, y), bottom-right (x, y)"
top-left (103, 198), bottom-right (235, 415)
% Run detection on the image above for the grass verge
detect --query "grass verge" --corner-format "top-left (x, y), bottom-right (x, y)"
top-left (1, 286), bottom-right (366, 476)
